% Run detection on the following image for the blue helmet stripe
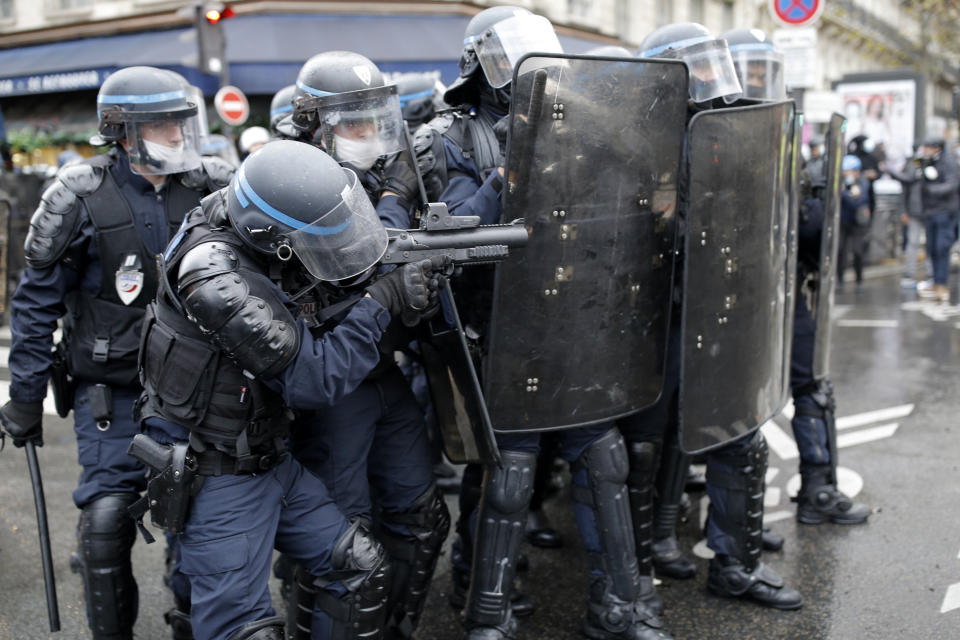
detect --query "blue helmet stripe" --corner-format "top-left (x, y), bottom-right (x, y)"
top-left (296, 81), bottom-right (335, 98)
top-left (98, 89), bottom-right (186, 104)
top-left (398, 88), bottom-right (433, 106)
top-left (270, 104), bottom-right (294, 117)
top-left (237, 165), bottom-right (351, 236)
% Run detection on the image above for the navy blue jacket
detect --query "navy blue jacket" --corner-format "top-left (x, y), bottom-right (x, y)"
top-left (840, 177), bottom-right (871, 226)
top-left (8, 151), bottom-right (171, 403)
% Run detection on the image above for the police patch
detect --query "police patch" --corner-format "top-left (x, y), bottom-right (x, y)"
top-left (116, 270), bottom-right (144, 305)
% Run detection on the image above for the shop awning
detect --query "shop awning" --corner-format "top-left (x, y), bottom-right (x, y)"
top-left (0, 13), bottom-right (608, 97)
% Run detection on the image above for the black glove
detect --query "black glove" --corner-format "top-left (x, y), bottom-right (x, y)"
top-left (493, 116), bottom-right (510, 168)
top-left (381, 160), bottom-right (419, 206)
top-left (0, 400), bottom-right (44, 448)
top-left (366, 257), bottom-right (451, 327)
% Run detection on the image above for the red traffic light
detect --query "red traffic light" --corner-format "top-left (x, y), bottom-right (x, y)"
top-left (204, 5), bottom-right (235, 24)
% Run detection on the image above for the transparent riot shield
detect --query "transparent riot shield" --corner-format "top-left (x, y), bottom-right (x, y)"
top-left (812, 113), bottom-right (846, 379)
top-left (679, 100), bottom-right (796, 454)
top-left (484, 54), bottom-right (689, 433)
top-left (779, 113), bottom-right (803, 406)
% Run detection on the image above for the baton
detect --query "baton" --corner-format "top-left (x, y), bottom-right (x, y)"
top-left (25, 440), bottom-right (61, 632)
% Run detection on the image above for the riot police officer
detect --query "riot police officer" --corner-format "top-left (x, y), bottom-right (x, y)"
top-left (395, 72), bottom-right (447, 129)
top-left (0, 65), bottom-right (234, 640)
top-left (269, 84), bottom-right (299, 140)
top-left (422, 8), bottom-right (673, 640)
top-left (287, 51), bottom-right (449, 639)
top-left (622, 23), bottom-right (804, 610)
top-left (724, 28), bottom-right (871, 527)
top-left (137, 140), bottom-right (447, 640)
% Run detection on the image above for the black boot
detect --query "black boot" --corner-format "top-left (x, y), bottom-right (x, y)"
top-left (796, 466), bottom-right (870, 525)
top-left (525, 508), bottom-right (562, 548)
top-left (581, 578), bottom-right (673, 640)
top-left (707, 554), bottom-right (803, 610)
top-left (163, 601), bottom-right (194, 640)
top-left (651, 534), bottom-right (696, 580)
top-left (651, 437), bottom-right (696, 580)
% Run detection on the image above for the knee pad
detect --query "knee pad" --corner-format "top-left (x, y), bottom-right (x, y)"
top-left (227, 616), bottom-right (285, 640)
top-left (483, 450), bottom-right (536, 515)
top-left (78, 493), bottom-right (139, 639)
top-left (294, 521), bottom-right (392, 640)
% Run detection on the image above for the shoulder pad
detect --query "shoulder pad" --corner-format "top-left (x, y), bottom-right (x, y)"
top-left (201, 156), bottom-right (236, 190)
top-left (57, 161), bottom-right (106, 198)
top-left (179, 156), bottom-right (236, 193)
top-left (178, 241), bottom-right (299, 378)
top-left (23, 173), bottom-right (91, 269)
top-left (425, 113), bottom-right (456, 137)
top-left (200, 189), bottom-right (231, 228)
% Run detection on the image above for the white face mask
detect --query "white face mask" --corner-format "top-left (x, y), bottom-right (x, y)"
top-left (333, 134), bottom-right (381, 172)
top-left (142, 139), bottom-right (186, 171)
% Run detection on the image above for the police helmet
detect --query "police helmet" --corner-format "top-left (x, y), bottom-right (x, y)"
top-left (841, 154), bottom-right (861, 171)
top-left (721, 28), bottom-right (785, 101)
top-left (395, 73), bottom-right (445, 128)
top-left (93, 66), bottom-right (203, 175)
top-left (292, 52), bottom-right (405, 171)
top-left (585, 45), bottom-right (634, 58)
top-left (225, 140), bottom-right (388, 281)
top-left (444, 6), bottom-right (562, 106)
top-left (638, 22), bottom-right (743, 104)
top-left (269, 84), bottom-right (297, 136)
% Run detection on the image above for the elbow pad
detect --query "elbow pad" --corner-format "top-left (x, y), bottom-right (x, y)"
top-left (178, 241), bottom-right (300, 378)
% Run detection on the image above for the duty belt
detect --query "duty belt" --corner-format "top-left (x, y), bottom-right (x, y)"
top-left (194, 447), bottom-right (287, 476)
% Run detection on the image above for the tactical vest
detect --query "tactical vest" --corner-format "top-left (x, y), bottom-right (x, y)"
top-left (416, 109), bottom-right (500, 202)
top-left (139, 212), bottom-right (290, 463)
top-left (64, 155), bottom-right (205, 387)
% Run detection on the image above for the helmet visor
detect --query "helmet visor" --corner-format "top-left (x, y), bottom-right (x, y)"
top-left (472, 14), bottom-right (563, 88)
top-left (285, 169), bottom-right (389, 281)
top-left (124, 109), bottom-right (203, 176)
top-left (656, 38), bottom-right (742, 104)
top-left (730, 47), bottom-right (785, 101)
top-left (295, 85), bottom-right (405, 165)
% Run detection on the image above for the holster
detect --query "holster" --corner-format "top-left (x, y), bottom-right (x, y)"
top-left (127, 434), bottom-right (203, 542)
top-left (49, 340), bottom-right (76, 418)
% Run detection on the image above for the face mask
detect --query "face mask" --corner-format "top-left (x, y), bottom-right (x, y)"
top-left (142, 139), bottom-right (185, 170)
top-left (844, 175), bottom-right (856, 186)
top-left (333, 134), bottom-right (381, 172)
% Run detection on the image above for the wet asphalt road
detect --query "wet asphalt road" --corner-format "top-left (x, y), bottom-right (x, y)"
top-left (1, 270), bottom-right (959, 639)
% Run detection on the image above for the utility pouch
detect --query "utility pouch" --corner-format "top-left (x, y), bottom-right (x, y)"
top-left (87, 383), bottom-right (113, 431)
top-left (49, 340), bottom-right (76, 418)
top-left (127, 434), bottom-right (202, 540)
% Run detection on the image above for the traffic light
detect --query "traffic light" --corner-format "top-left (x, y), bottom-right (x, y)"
top-left (196, 3), bottom-right (234, 76)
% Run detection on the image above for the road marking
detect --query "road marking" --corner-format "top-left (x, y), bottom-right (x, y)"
top-left (764, 487), bottom-right (781, 507)
top-left (902, 301), bottom-right (960, 322)
top-left (0, 346), bottom-right (8, 368)
top-left (837, 404), bottom-right (914, 430)
top-left (763, 510), bottom-right (793, 524)
top-left (833, 304), bottom-right (852, 318)
top-left (780, 399), bottom-right (795, 420)
top-left (941, 583), bottom-right (960, 614)
top-left (836, 319), bottom-right (899, 328)
top-left (0, 380), bottom-right (60, 417)
top-left (837, 423), bottom-right (898, 448)
top-left (761, 420), bottom-right (800, 460)
top-left (0, 326), bottom-right (9, 341)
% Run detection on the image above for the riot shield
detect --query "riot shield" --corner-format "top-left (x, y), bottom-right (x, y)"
top-left (779, 113), bottom-right (803, 407)
top-left (484, 54), bottom-right (689, 432)
top-left (812, 113), bottom-right (846, 379)
top-left (678, 100), bottom-right (796, 454)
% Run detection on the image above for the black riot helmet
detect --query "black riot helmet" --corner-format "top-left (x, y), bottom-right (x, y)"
top-left (269, 84), bottom-right (297, 137)
top-left (444, 5), bottom-right (562, 107)
top-left (93, 66), bottom-right (203, 175)
top-left (291, 51), bottom-right (405, 171)
top-left (721, 28), bottom-right (785, 101)
top-left (225, 140), bottom-right (388, 281)
top-left (638, 22), bottom-right (742, 104)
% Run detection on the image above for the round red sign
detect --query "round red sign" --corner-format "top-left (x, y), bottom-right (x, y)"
top-left (771, 0), bottom-right (824, 27)
top-left (214, 85), bottom-right (249, 126)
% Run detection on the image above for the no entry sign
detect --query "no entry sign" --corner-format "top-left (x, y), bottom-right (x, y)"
top-left (214, 85), bottom-right (249, 126)
top-left (770, 0), bottom-right (825, 27)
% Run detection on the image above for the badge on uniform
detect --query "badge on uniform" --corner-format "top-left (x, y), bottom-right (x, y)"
top-left (115, 253), bottom-right (144, 306)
